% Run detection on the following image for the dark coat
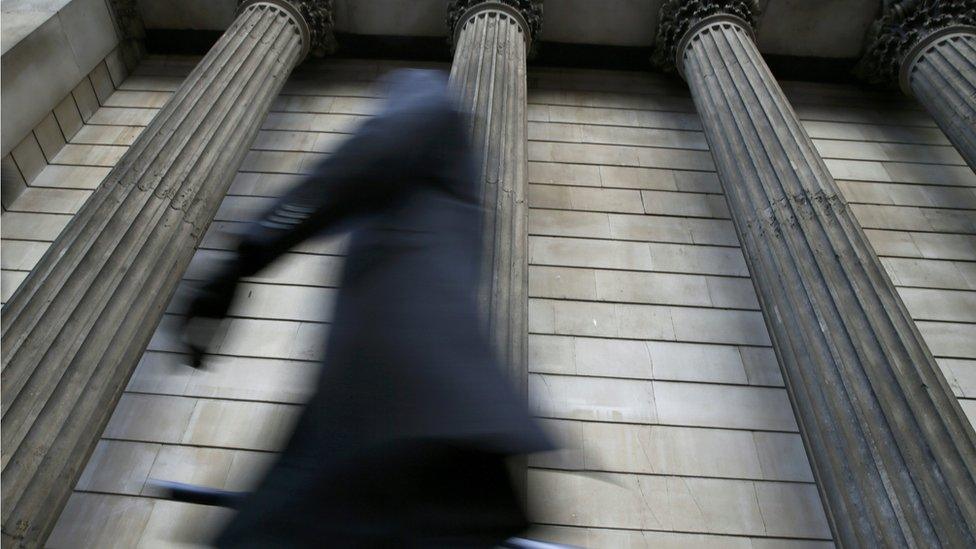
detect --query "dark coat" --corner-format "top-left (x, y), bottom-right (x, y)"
top-left (186, 70), bottom-right (552, 547)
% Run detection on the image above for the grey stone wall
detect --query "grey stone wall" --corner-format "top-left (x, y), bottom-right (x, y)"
top-left (39, 56), bottom-right (441, 546)
top-left (521, 68), bottom-right (975, 547)
top-left (522, 67), bottom-right (829, 546)
top-left (5, 56), bottom-right (970, 547)
top-left (1, 46), bottom-right (137, 300)
top-left (1, 0), bottom-right (124, 158)
top-left (1, 44), bottom-right (137, 210)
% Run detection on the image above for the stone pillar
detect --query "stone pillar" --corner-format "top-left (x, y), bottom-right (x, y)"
top-left (447, 1), bottom-right (541, 399)
top-left (0, 1), bottom-right (334, 546)
top-left (859, 0), bottom-right (976, 171)
top-left (655, 1), bottom-right (976, 546)
top-left (447, 0), bottom-right (541, 500)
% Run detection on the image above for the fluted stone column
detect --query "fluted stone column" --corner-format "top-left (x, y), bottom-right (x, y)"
top-left (859, 0), bottom-right (976, 171)
top-left (447, 1), bottom-right (541, 397)
top-left (655, 1), bottom-right (976, 546)
top-left (0, 1), bottom-right (334, 546)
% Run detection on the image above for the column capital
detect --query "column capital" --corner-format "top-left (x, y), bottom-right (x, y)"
top-left (238, 0), bottom-right (336, 60)
top-left (652, 0), bottom-right (760, 76)
top-left (447, 0), bottom-right (543, 51)
top-left (857, 0), bottom-right (975, 89)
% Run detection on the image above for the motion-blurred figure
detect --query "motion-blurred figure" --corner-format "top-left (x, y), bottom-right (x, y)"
top-left (180, 70), bottom-right (553, 547)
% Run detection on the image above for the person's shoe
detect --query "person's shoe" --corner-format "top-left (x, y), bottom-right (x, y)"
top-left (500, 538), bottom-right (580, 549)
top-left (148, 479), bottom-right (246, 508)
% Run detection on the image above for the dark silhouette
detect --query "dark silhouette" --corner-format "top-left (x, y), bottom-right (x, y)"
top-left (180, 70), bottom-right (553, 547)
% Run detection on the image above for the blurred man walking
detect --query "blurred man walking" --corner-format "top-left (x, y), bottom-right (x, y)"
top-left (178, 70), bottom-right (553, 548)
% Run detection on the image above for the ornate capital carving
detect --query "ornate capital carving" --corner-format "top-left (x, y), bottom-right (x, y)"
top-left (652, 0), bottom-right (760, 73)
top-left (239, 0), bottom-right (336, 59)
top-left (857, 0), bottom-right (976, 86)
top-left (447, 0), bottom-right (544, 50)
top-left (295, 0), bottom-right (337, 57)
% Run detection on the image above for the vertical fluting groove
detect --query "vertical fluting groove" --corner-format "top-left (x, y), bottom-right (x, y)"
top-left (692, 36), bottom-right (870, 543)
top-left (694, 42), bottom-right (859, 536)
top-left (450, 9), bottom-right (530, 390)
top-left (680, 19), bottom-right (976, 547)
top-left (14, 32), bottom-right (303, 535)
top-left (718, 26), bottom-right (941, 543)
top-left (0, 13), bottom-right (291, 464)
top-left (10, 17), bottom-right (297, 488)
top-left (748, 13), bottom-right (944, 540)
top-left (2, 0), bottom-right (282, 488)
top-left (0, 14), bottom-right (291, 482)
top-left (0, 4), bottom-right (306, 546)
top-left (482, 14), bottom-right (501, 336)
top-left (909, 33), bottom-right (976, 170)
top-left (0, 7), bottom-right (265, 348)
top-left (895, 37), bottom-right (976, 536)
top-left (687, 35), bottom-right (868, 540)
top-left (748, 16), bottom-right (968, 542)
top-left (449, 5), bottom-right (531, 497)
top-left (702, 27), bottom-right (900, 542)
top-left (498, 17), bottom-right (517, 373)
top-left (0, 7), bottom-right (272, 384)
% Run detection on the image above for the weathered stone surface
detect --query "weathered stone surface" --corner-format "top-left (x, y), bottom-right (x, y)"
top-left (448, 1), bottom-right (534, 400)
top-left (662, 4), bottom-right (976, 546)
top-left (0, 2), bottom-right (320, 545)
top-left (448, 0), bottom-right (538, 498)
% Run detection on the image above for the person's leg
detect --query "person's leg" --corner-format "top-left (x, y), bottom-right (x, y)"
top-left (368, 440), bottom-right (528, 547)
top-left (156, 438), bottom-right (528, 547)
top-left (148, 479), bottom-right (246, 507)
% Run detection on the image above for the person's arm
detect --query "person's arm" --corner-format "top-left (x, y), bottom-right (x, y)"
top-left (187, 113), bottom-right (419, 305)
top-left (225, 86), bottom-right (460, 279)
top-left (182, 81), bottom-right (458, 365)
